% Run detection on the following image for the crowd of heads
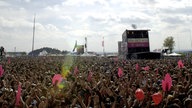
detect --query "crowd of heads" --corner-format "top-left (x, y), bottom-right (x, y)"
top-left (0, 56), bottom-right (192, 108)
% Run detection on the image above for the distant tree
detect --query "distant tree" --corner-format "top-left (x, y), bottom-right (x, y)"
top-left (163, 36), bottom-right (175, 53)
top-left (61, 50), bottom-right (69, 55)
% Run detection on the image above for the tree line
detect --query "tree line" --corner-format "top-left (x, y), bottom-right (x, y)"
top-left (28, 47), bottom-right (69, 56)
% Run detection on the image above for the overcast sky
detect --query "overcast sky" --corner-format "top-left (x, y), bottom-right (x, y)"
top-left (0, 0), bottom-right (192, 53)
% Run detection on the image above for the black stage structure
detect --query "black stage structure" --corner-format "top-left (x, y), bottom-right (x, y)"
top-left (118, 29), bottom-right (161, 59)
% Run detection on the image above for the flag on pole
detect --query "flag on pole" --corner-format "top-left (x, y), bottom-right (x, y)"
top-left (85, 37), bottom-right (87, 48)
top-left (102, 37), bottom-right (104, 47)
top-left (73, 40), bottom-right (77, 52)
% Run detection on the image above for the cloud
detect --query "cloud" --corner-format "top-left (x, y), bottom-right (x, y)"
top-left (1, 0), bottom-right (192, 52)
top-left (45, 24), bottom-right (59, 31)
top-left (63, 0), bottom-right (109, 6)
top-left (0, 1), bottom-right (11, 7)
top-left (120, 17), bottom-right (150, 25)
top-left (159, 6), bottom-right (192, 15)
top-left (87, 16), bottom-right (106, 23)
top-left (161, 16), bottom-right (185, 24)
top-left (24, 0), bottom-right (31, 3)
top-left (137, 0), bottom-right (157, 5)
top-left (0, 17), bottom-right (31, 28)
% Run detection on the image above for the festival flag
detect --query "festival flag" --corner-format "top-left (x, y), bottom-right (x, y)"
top-left (15, 83), bottom-right (22, 106)
top-left (178, 60), bottom-right (184, 69)
top-left (118, 67), bottom-right (123, 77)
top-left (162, 73), bottom-right (172, 91)
top-left (0, 65), bottom-right (4, 77)
top-left (87, 71), bottom-right (93, 82)
top-left (142, 66), bottom-right (150, 71)
top-left (52, 74), bottom-right (63, 85)
top-left (74, 66), bottom-right (79, 76)
top-left (102, 37), bottom-right (104, 47)
top-left (136, 63), bottom-right (139, 72)
top-left (85, 37), bottom-right (87, 48)
top-left (73, 40), bottom-right (77, 52)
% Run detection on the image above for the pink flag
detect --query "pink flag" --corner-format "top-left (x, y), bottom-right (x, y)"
top-left (0, 65), bottom-right (4, 77)
top-left (162, 73), bottom-right (172, 91)
top-left (7, 58), bottom-right (11, 64)
top-left (161, 80), bottom-right (166, 91)
top-left (136, 63), bottom-right (139, 72)
top-left (178, 60), bottom-right (184, 69)
top-left (118, 67), bottom-right (123, 78)
top-left (142, 66), bottom-right (150, 71)
top-left (74, 66), bottom-right (79, 76)
top-left (87, 71), bottom-right (93, 82)
top-left (52, 74), bottom-right (63, 85)
top-left (15, 83), bottom-right (22, 106)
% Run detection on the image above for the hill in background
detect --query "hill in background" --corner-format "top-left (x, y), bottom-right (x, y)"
top-left (28, 47), bottom-right (68, 56)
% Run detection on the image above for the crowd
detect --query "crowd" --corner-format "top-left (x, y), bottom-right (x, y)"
top-left (0, 56), bottom-right (192, 108)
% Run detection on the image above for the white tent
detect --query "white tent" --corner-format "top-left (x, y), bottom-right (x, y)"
top-left (81, 52), bottom-right (96, 57)
top-left (167, 52), bottom-right (181, 56)
top-left (39, 50), bottom-right (48, 56)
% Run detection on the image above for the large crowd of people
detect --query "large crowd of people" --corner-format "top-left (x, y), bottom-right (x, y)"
top-left (0, 56), bottom-right (192, 108)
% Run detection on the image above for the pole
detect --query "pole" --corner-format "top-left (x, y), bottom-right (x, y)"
top-left (14, 47), bottom-right (16, 52)
top-left (189, 30), bottom-right (192, 50)
top-left (32, 14), bottom-right (36, 54)
top-left (177, 34), bottom-right (180, 52)
top-left (102, 37), bottom-right (105, 56)
top-left (85, 37), bottom-right (87, 53)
